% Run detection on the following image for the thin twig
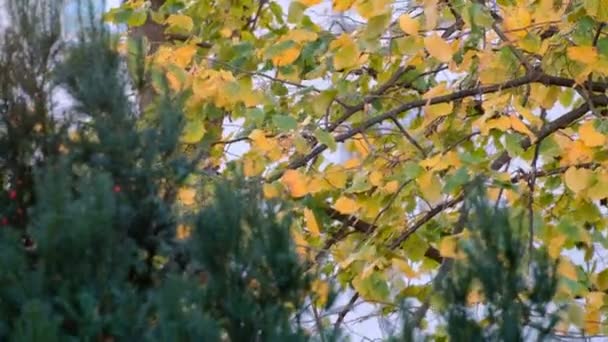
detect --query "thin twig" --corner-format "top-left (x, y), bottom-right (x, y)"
top-left (391, 117), bottom-right (427, 156)
top-left (333, 293), bottom-right (359, 335)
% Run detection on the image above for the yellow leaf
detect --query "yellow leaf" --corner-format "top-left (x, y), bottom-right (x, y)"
top-left (331, 34), bottom-right (360, 70)
top-left (343, 158), bottom-right (361, 169)
top-left (249, 129), bottom-right (273, 152)
top-left (219, 27), bottom-right (232, 38)
top-left (426, 102), bottom-right (453, 118)
top-left (548, 233), bottom-right (567, 259)
top-left (352, 133), bottom-right (371, 157)
top-left (420, 154), bottom-right (442, 170)
top-left (480, 116), bottom-right (511, 135)
top-left (424, 34), bottom-right (453, 63)
top-left (369, 171), bottom-right (383, 186)
top-left (383, 180), bottom-right (399, 193)
top-left (423, 82), bottom-right (448, 99)
top-left (354, 0), bottom-right (391, 19)
top-left (307, 177), bottom-right (326, 193)
top-left (166, 71), bottom-right (184, 91)
top-left (513, 102), bottom-right (542, 128)
top-left (333, 0), bottom-right (356, 11)
top-left (304, 208), bottom-right (321, 236)
top-left (510, 115), bottom-right (535, 138)
top-left (243, 153), bottom-right (265, 177)
top-left (564, 140), bottom-right (594, 165)
top-left (585, 309), bottom-right (601, 334)
top-left (176, 224), bottom-right (192, 240)
top-left (292, 229), bottom-right (309, 259)
top-left (165, 14), bottom-right (193, 32)
top-left (579, 120), bottom-right (606, 147)
top-left (399, 14), bottom-right (419, 36)
top-left (263, 183), bottom-right (279, 199)
top-left (172, 45), bottom-right (197, 68)
top-left (285, 29), bottom-right (319, 43)
top-left (567, 46), bottom-right (599, 64)
top-left (423, 0), bottom-right (438, 30)
top-left (558, 258), bottom-right (578, 281)
top-left (439, 236), bottom-right (458, 258)
top-left (281, 169), bottom-right (309, 198)
top-left (324, 165), bottom-right (348, 189)
top-left (272, 45), bottom-right (301, 67)
top-left (311, 280), bottom-right (329, 306)
top-left (334, 196), bottom-right (360, 214)
top-left (299, 0), bottom-right (321, 6)
top-left (392, 258), bottom-right (417, 278)
top-left (178, 187), bottom-right (196, 205)
top-left (586, 292), bottom-right (605, 310)
top-left (417, 172), bottom-right (442, 205)
top-left (564, 167), bottom-right (592, 194)
top-left (503, 6), bottom-right (531, 39)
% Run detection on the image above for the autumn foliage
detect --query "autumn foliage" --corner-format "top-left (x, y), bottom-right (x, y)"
top-left (4, 0), bottom-right (608, 338)
top-left (103, 0), bottom-right (608, 336)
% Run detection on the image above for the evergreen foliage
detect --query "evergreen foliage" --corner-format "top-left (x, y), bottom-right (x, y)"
top-left (397, 182), bottom-right (561, 341)
top-left (0, 1), bottom-right (311, 340)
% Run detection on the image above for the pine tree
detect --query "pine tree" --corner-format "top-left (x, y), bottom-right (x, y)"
top-left (396, 181), bottom-right (562, 341)
top-left (0, 1), bottom-right (312, 340)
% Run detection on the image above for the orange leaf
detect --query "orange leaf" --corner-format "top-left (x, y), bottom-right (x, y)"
top-left (334, 196), bottom-right (359, 214)
top-left (579, 120), bottom-right (606, 147)
top-left (281, 170), bottom-right (309, 198)
top-left (178, 187), bottom-right (196, 205)
top-left (558, 259), bottom-right (578, 280)
top-left (567, 46), bottom-right (599, 64)
top-left (263, 183), bottom-right (279, 199)
top-left (272, 46), bottom-right (301, 67)
top-left (304, 208), bottom-right (321, 236)
top-left (176, 224), bottom-right (192, 240)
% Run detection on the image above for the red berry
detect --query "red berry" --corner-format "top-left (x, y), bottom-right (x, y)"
top-left (113, 185), bottom-right (121, 193)
top-left (1, 217), bottom-right (8, 226)
top-left (8, 190), bottom-right (17, 200)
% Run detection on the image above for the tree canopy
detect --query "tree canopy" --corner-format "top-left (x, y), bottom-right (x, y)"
top-left (100, 0), bottom-right (608, 337)
top-left (3, 0), bottom-right (608, 338)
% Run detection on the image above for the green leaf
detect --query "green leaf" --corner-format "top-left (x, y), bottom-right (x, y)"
top-left (181, 120), bottom-right (206, 144)
top-left (128, 10), bottom-right (148, 27)
top-left (246, 108), bottom-right (265, 126)
top-left (505, 134), bottom-right (524, 157)
top-left (288, 1), bottom-right (307, 23)
top-left (364, 13), bottom-right (391, 39)
top-left (272, 115), bottom-right (298, 131)
top-left (312, 90), bottom-right (337, 116)
top-left (347, 173), bottom-right (372, 193)
top-left (352, 271), bottom-right (390, 302)
top-left (403, 161), bottom-right (423, 179)
top-left (444, 167), bottom-right (470, 193)
top-left (597, 269), bottom-right (608, 291)
top-left (314, 129), bottom-right (337, 151)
